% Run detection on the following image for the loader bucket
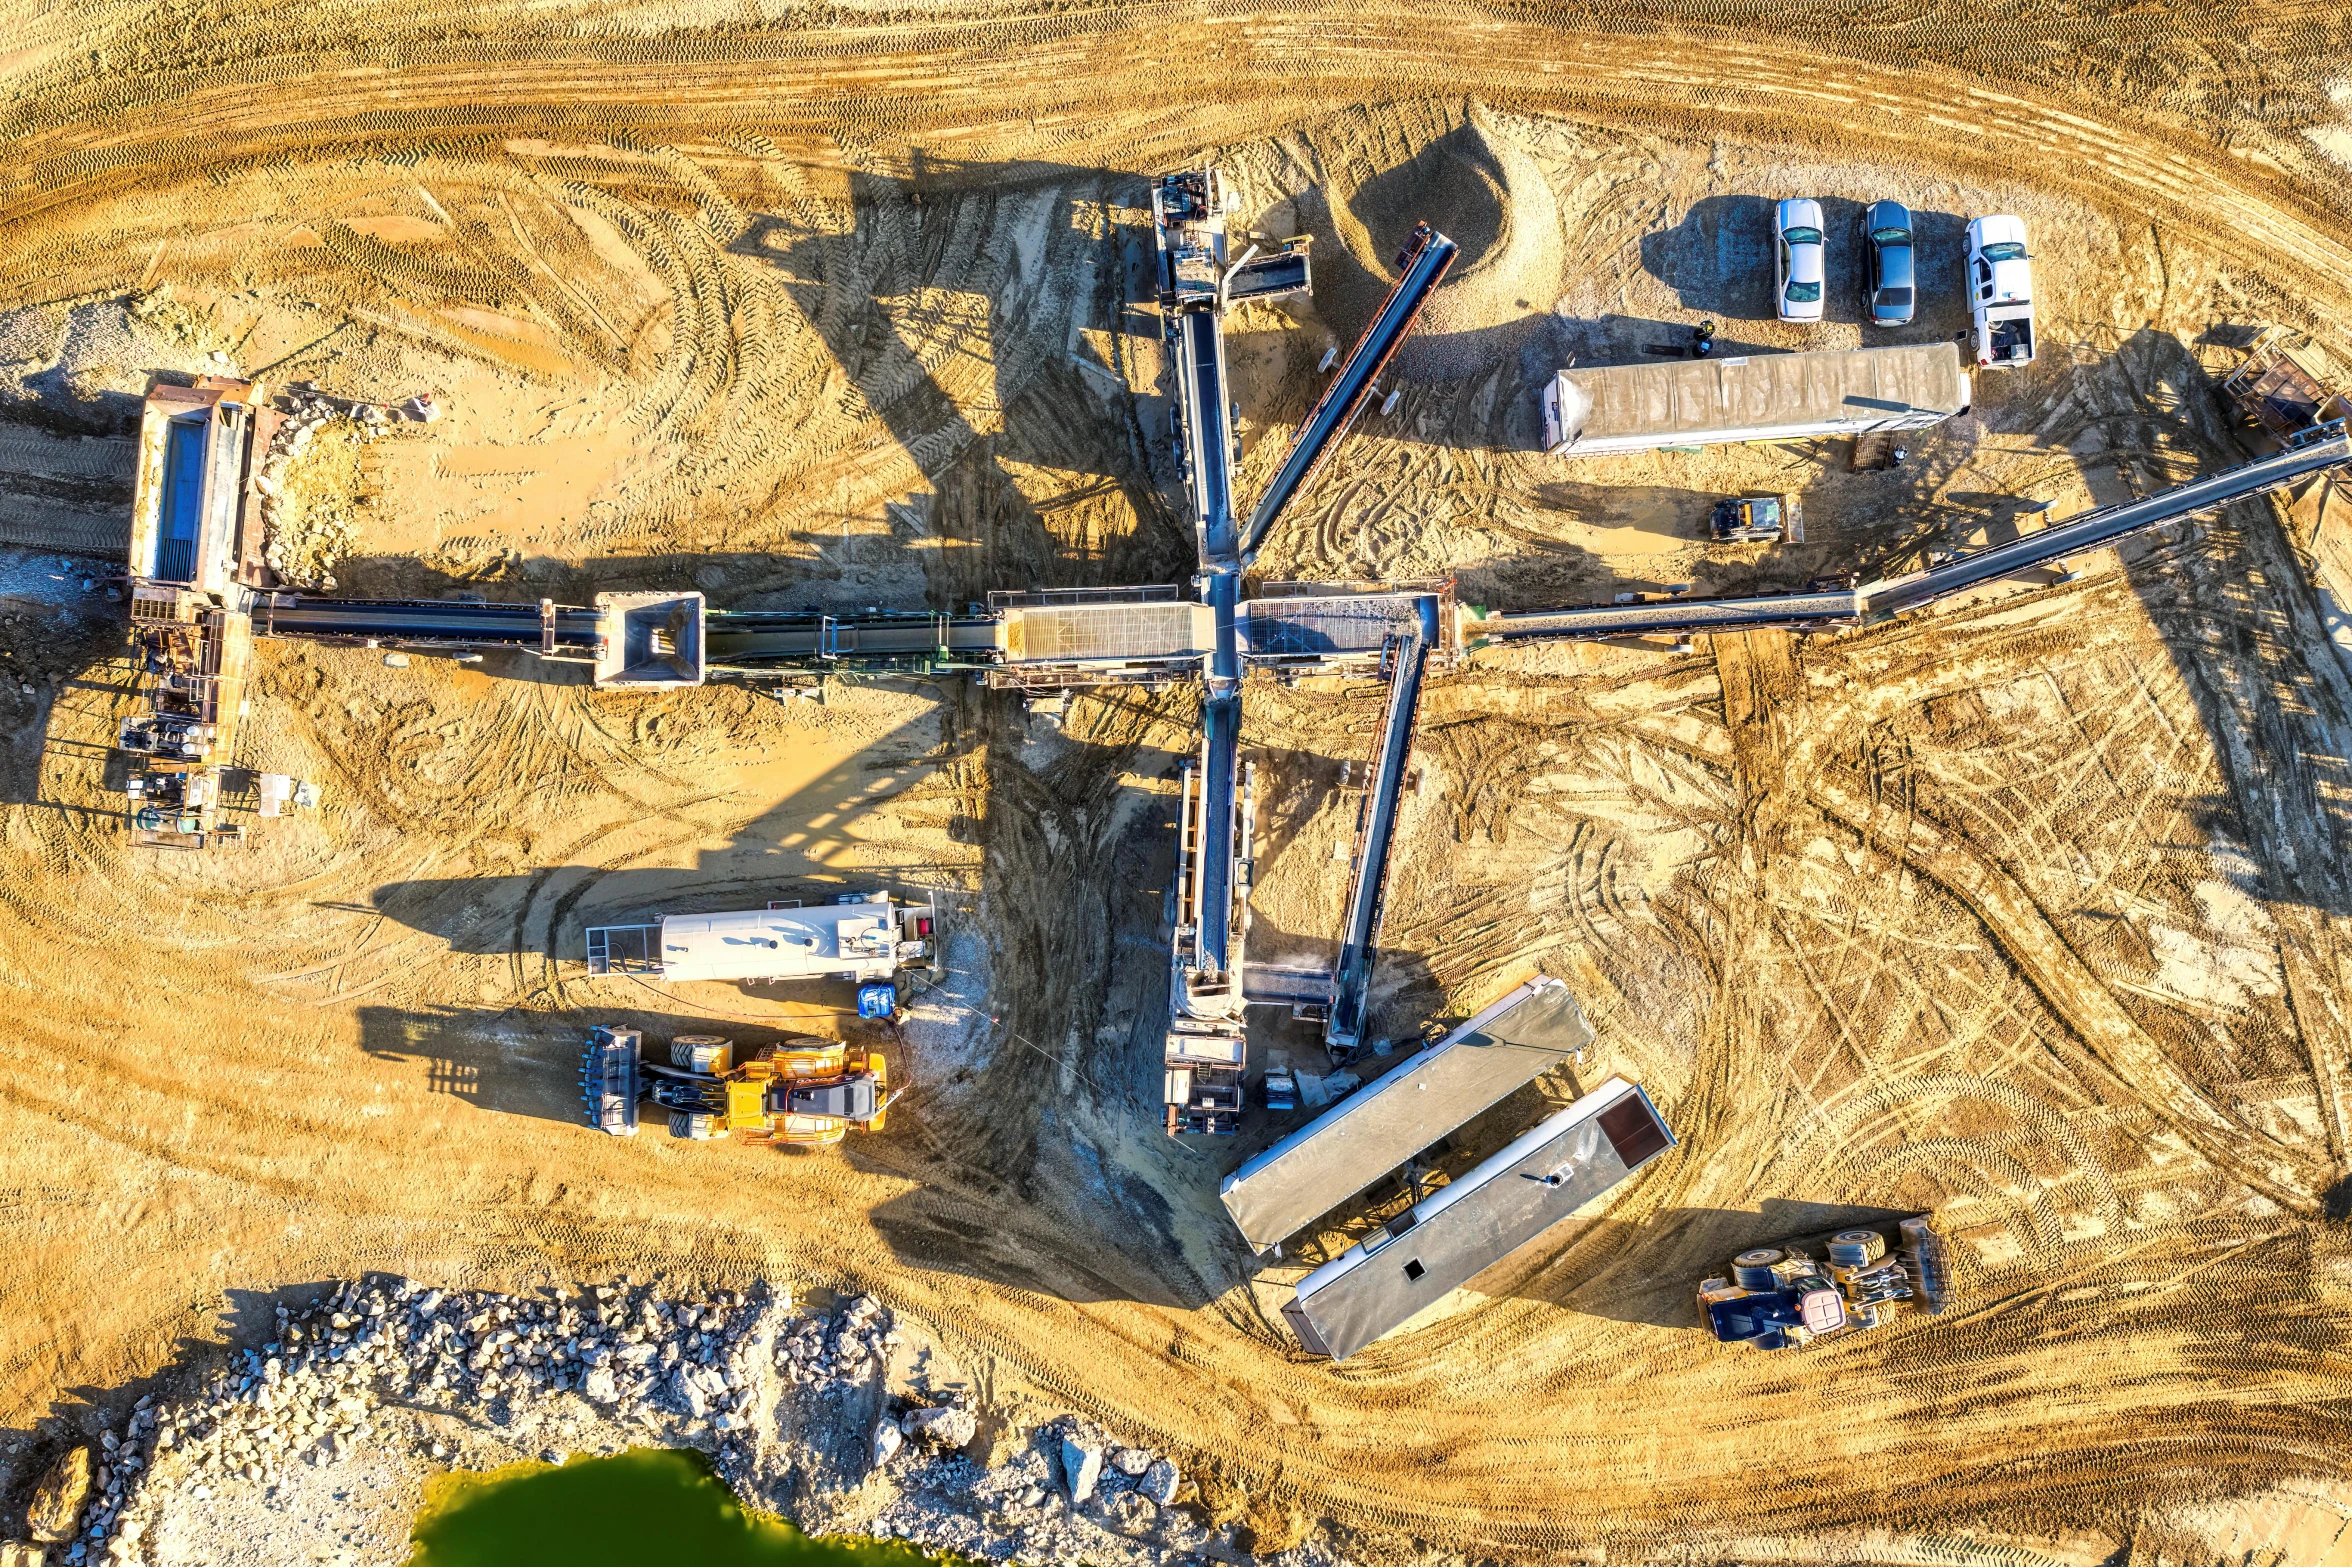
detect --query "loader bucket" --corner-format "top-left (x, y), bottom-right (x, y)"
top-left (581, 1026), bottom-right (643, 1136)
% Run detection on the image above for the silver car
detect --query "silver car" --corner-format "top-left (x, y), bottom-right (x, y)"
top-left (1775, 198), bottom-right (1825, 323)
top-left (1862, 200), bottom-right (1915, 325)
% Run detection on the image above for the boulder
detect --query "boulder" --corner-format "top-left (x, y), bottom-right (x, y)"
top-left (25, 1447), bottom-right (90, 1542)
top-left (870, 1421), bottom-right (903, 1469)
top-left (1060, 1435), bottom-right (1103, 1504)
top-left (1112, 1446), bottom-right (1151, 1476)
top-left (0, 1542), bottom-right (50, 1567)
top-left (1140, 1458), bottom-right (1180, 1506)
top-left (901, 1406), bottom-right (976, 1450)
top-left (578, 1367), bottom-right (619, 1405)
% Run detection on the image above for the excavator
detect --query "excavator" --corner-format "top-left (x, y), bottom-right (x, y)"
top-left (580, 1028), bottom-right (891, 1148)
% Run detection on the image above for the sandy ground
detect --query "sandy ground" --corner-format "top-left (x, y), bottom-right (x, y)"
top-left (4, 1), bottom-right (2352, 1561)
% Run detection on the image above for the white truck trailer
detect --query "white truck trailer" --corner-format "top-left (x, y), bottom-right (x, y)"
top-left (1541, 342), bottom-right (1970, 458)
top-left (584, 891), bottom-right (939, 987)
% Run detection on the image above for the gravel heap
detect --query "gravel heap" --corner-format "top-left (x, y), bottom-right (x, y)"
top-left (39, 1278), bottom-right (1271, 1567)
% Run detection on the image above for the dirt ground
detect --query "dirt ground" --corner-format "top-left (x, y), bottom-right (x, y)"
top-left (3, 1), bottom-right (2352, 1561)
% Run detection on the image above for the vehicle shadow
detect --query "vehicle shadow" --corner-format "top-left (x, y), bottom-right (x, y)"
top-left (1640, 195), bottom-right (1974, 337)
top-left (1485, 1198), bottom-right (1928, 1329)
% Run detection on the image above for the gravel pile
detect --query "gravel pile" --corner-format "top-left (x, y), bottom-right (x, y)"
top-left (33, 1278), bottom-right (1268, 1567)
top-left (775, 1294), bottom-right (899, 1390)
top-left (49, 1277), bottom-right (790, 1564)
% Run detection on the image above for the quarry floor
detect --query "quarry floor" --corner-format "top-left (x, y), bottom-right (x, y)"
top-left (3, 3), bottom-right (2352, 1562)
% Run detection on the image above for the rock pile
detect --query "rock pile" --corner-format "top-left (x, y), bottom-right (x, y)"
top-left (48, 1276), bottom-right (1221, 1567)
top-left (53, 1277), bottom-right (788, 1565)
top-left (774, 1294), bottom-right (899, 1390)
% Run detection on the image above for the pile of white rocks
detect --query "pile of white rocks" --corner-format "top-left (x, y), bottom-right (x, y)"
top-left (42, 1277), bottom-right (1235, 1567)
top-left (775, 1294), bottom-right (900, 1392)
top-left (52, 1276), bottom-right (789, 1564)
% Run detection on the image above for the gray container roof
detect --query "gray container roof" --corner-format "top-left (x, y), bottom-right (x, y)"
top-left (1552, 342), bottom-right (1969, 454)
top-left (1282, 1076), bottom-right (1675, 1360)
top-left (1219, 978), bottom-right (1593, 1250)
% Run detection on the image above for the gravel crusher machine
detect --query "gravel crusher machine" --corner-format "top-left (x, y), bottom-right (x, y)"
top-left (581, 1028), bottom-right (891, 1148)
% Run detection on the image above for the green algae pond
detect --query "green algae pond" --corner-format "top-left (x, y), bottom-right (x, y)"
top-left (405, 1447), bottom-right (954, 1567)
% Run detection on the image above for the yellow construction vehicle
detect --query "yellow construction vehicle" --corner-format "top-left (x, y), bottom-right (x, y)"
top-left (580, 1029), bottom-right (890, 1148)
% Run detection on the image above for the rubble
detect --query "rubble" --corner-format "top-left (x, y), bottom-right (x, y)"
top-left (901, 1405), bottom-right (976, 1450)
top-left (37, 1278), bottom-right (1212, 1567)
top-left (24, 1446), bottom-right (88, 1541)
top-left (1060, 1432), bottom-right (1104, 1503)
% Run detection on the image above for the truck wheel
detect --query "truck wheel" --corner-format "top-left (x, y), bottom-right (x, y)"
top-left (672, 1035), bottom-right (730, 1072)
top-left (668, 1111), bottom-right (719, 1141)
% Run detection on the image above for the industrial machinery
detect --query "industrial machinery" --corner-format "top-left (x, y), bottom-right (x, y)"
top-left (1710, 491), bottom-right (1804, 545)
top-left (2222, 328), bottom-right (2352, 444)
top-left (125, 764), bottom-right (239, 850)
top-left (583, 890), bottom-right (939, 988)
top-left (1698, 1215), bottom-right (1950, 1350)
top-left (580, 1027), bottom-right (891, 1147)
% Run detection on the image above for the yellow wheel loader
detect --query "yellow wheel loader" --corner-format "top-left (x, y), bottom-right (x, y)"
top-left (580, 1028), bottom-right (890, 1148)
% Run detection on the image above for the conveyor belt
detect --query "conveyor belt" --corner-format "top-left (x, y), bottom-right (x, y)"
top-left (1239, 224), bottom-right (1458, 565)
top-left (258, 595), bottom-right (599, 649)
top-left (1325, 631), bottom-right (1429, 1056)
top-left (1860, 421), bottom-right (2352, 617)
top-left (704, 608), bottom-right (1001, 671)
top-left (1473, 588), bottom-right (1858, 642)
top-left (1173, 309), bottom-right (1239, 564)
top-left (1481, 418), bottom-right (2352, 647)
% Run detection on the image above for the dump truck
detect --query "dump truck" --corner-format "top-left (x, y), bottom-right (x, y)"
top-left (580, 1028), bottom-right (890, 1147)
top-left (1698, 1214), bottom-right (1950, 1350)
top-left (1710, 491), bottom-right (1803, 544)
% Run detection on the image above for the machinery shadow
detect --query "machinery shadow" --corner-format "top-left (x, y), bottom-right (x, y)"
top-left (1486, 1198), bottom-right (1927, 1329)
top-left (728, 155), bottom-right (1198, 608)
top-left (2108, 324), bottom-right (2352, 929)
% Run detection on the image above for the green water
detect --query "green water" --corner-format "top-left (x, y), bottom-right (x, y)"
top-left (405, 1447), bottom-right (950, 1567)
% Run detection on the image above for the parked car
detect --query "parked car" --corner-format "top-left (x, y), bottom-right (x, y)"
top-left (1862, 200), bottom-right (1915, 325)
top-left (1775, 199), bottom-right (1826, 322)
top-left (1965, 215), bottom-right (2035, 369)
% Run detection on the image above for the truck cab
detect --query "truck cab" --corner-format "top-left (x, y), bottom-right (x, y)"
top-left (1966, 216), bottom-right (2036, 370)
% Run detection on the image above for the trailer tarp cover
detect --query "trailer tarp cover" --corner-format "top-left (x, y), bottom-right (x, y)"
top-left (1219, 978), bottom-right (1593, 1250)
top-left (1281, 1076), bottom-right (1674, 1360)
top-left (1547, 342), bottom-right (1969, 456)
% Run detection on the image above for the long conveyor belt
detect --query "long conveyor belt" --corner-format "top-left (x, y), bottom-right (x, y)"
top-left (1325, 627), bottom-right (1432, 1057)
top-left (1482, 421), bottom-right (2352, 646)
top-left (257, 594), bottom-right (600, 650)
top-left (704, 608), bottom-right (1003, 672)
top-left (1239, 224), bottom-right (1459, 566)
top-left (1859, 421), bottom-right (2352, 617)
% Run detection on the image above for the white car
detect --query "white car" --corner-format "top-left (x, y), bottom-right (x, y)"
top-left (1775, 199), bottom-right (1826, 323)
